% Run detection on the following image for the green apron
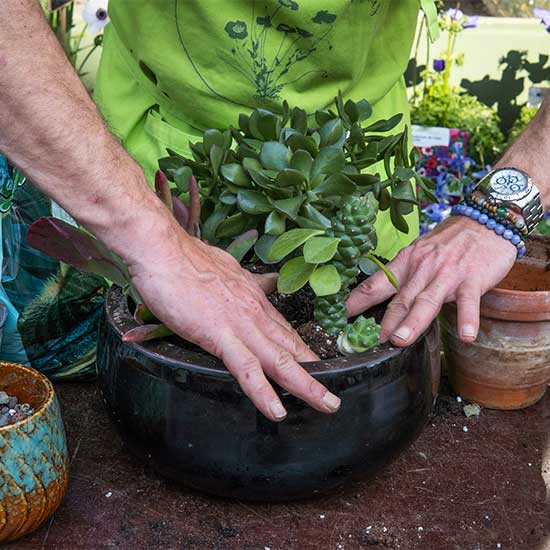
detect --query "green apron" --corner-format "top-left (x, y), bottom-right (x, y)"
top-left (95, 0), bottom-right (438, 259)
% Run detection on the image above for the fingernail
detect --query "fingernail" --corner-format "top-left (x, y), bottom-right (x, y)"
top-left (270, 401), bottom-right (287, 420)
top-left (392, 326), bottom-right (411, 342)
top-left (462, 324), bottom-right (476, 338)
top-left (323, 392), bottom-right (341, 412)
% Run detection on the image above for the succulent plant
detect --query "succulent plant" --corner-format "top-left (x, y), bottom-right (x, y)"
top-left (27, 93), bottom-right (433, 354)
top-left (337, 315), bottom-right (381, 355)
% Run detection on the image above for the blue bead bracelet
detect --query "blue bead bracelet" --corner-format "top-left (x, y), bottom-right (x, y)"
top-left (451, 203), bottom-right (526, 259)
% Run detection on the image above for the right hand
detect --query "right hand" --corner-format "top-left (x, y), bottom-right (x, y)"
top-left (125, 224), bottom-right (342, 422)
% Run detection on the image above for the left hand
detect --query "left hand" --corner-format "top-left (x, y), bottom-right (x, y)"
top-left (347, 215), bottom-right (517, 346)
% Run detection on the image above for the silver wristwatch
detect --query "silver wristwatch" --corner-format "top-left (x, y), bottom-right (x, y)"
top-left (476, 167), bottom-right (544, 234)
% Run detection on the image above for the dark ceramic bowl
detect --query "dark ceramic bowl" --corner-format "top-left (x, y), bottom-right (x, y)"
top-left (97, 287), bottom-right (440, 501)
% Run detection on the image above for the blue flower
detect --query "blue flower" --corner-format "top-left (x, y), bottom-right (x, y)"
top-left (433, 59), bottom-right (446, 72)
top-left (534, 8), bottom-right (550, 33)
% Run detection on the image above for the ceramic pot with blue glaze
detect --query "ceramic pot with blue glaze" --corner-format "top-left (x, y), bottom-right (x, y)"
top-left (97, 287), bottom-right (440, 502)
top-left (0, 362), bottom-right (69, 544)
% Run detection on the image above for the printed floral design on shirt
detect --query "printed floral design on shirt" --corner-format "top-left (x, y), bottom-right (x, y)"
top-left (222, 1), bottom-right (337, 100)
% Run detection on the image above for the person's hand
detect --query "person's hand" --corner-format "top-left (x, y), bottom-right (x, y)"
top-left (126, 226), bottom-right (341, 422)
top-left (347, 216), bottom-right (517, 346)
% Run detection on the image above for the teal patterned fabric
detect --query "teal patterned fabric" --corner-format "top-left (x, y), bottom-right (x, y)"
top-left (0, 154), bottom-right (106, 380)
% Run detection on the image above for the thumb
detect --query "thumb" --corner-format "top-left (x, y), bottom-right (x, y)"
top-left (253, 272), bottom-right (278, 295)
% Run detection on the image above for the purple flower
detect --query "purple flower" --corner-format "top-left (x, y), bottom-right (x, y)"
top-left (534, 8), bottom-right (550, 33)
top-left (433, 59), bottom-right (446, 72)
top-left (445, 8), bottom-right (464, 20)
top-left (444, 8), bottom-right (479, 29)
top-left (463, 15), bottom-right (480, 29)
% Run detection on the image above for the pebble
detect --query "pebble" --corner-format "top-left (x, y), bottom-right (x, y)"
top-left (463, 426), bottom-right (469, 432)
top-left (456, 396), bottom-right (463, 403)
top-left (0, 393), bottom-right (34, 427)
top-left (105, 491), bottom-right (113, 498)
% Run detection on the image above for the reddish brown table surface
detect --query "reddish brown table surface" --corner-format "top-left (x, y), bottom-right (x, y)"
top-left (6, 382), bottom-right (550, 550)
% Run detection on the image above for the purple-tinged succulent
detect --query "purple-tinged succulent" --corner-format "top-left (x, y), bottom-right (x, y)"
top-left (122, 324), bottom-right (174, 343)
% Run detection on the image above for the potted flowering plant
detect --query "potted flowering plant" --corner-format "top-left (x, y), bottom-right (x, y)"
top-left (26, 95), bottom-right (440, 500)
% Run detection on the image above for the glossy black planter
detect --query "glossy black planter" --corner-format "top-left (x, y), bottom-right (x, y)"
top-left (97, 287), bottom-right (440, 501)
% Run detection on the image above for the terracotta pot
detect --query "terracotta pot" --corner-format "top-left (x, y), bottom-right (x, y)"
top-left (0, 362), bottom-right (69, 544)
top-left (97, 287), bottom-right (440, 501)
top-left (441, 235), bottom-right (550, 410)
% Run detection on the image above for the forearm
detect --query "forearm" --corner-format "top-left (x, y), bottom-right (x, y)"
top-left (497, 96), bottom-right (550, 209)
top-left (0, 0), bottom-right (177, 265)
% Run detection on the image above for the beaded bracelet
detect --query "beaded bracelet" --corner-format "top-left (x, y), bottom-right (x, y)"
top-left (467, 191), bottom-right (528, 236)
top-left (451, 203), bottom-right (527, 259)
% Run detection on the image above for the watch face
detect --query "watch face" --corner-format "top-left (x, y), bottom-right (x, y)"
top-left (489, 169), bottom-right (530, 200)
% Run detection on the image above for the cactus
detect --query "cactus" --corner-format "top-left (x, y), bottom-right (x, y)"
top-left (337, 315), bottom-right (381, 355)
top-left (314, 291), bottom-right (350, 335)
top-left (314, 196), bottom-right (377, 333)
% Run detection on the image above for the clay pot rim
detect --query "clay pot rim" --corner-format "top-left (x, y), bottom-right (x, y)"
top-left (106, 286), bottom-right (432, 379)
top-left (0, 362), bottom-right (55, 433)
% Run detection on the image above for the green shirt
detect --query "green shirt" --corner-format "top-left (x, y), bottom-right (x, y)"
top-left (94, 0), bottom-right (437, 259)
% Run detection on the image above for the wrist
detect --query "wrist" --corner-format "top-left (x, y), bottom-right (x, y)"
top-left (79, 162), bottom-right (194, 268)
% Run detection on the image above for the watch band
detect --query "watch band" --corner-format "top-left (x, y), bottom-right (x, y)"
top-left (522, 192), bottom-right (544, 234)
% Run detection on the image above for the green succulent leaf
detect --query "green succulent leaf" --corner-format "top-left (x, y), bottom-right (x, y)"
top-left (389, 200), bottom-right (409, 234)
top-left (260, 141), bottom-right (290, 171)
top-left (210, 144), bottom-right (224, 175)
top-left (219, 189), bottom-right (237, 205)
top-left (226, 229), bottom-right (258, 262)
top-left (347, 172), bottom-right (380, 187)
top-left (303, 236), bottom-right (340, 264)
top-left (221, 163), bottom-right (251, 187)
top-left (254, 234), bottom-right (279, 264)
top-left (239, 113), bottom-right (251, 135)
top-left (216, 212), bottom-right (252, 239)
top-left (250, 109), bottom-right (281, 141)
top-left (290, 107), bottom-right (308, 135)
top-left (310, 146), bottom-right (346, 180)
top-left (364, 253), bottom-right (399, 290)
top-left (290, 149), bottom-right (314, 177)
top-left (299, 204), bottom-right (332, 229)
top-left (343, 100), bottom-right (359, 124)
top-left (203, 129), bottom-right (225, 155)
top-left (173, 166), bottom-right (193, 193)
top-left (202, 204), bottom-right (233, 243)
top-left (315, 110), bottom-right (333, 126)
top-left (269, 228), bottom-right (325, 261)
top-left (363, 113), bottom-right (403, 133)
top-left (277, 256), bottom-right (316, 294)
top-left (358, 256), bottom-right (380, 276)
top-left (319, 118), bottom-right (344, 147)
top-left (356, 99), bottom-right (373, 122)
top-left (237, 190), bottom-right (272, 214)
top-left (287, 134), bottom-right (319, 156)
top-left (309, 265), bottom-right (342, 296)
top-left (274, 195), bottom-right (305, 220)
top-left (275, 168), bottom-right (306, 188)
top-left (313, 173), bottom-right (356, 195)
top-left (265, 210), bottom-right (286, 235)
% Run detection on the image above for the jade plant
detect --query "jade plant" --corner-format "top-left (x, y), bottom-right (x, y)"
top-left (27, 93), bottom-right (433, 355)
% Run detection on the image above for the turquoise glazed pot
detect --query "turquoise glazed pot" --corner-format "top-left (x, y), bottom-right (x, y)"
top-left (0, 362), bottom-right (69, 544)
